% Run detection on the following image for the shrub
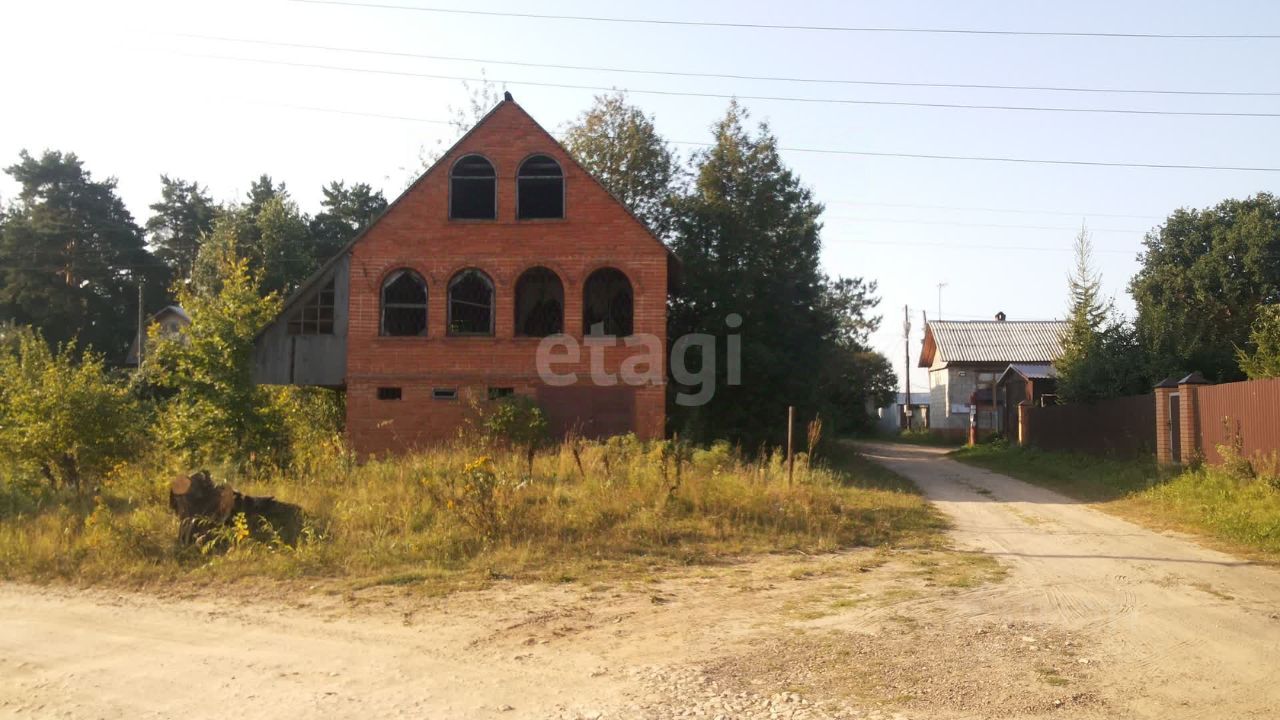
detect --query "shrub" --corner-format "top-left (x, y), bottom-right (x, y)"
top-left (471, 394), bottom-right (550, 473)
top-left (0, 327), bottom-right (141, 491)
top-left (147, 221), bottom-right (286, 472)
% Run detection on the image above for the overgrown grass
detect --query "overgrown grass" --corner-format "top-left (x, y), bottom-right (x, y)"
top-left (953, 443), bottom-right (1280, 560)
top-left (879, 429), bottom-right (965, 448)
top-left (0, 437), bottom-right (947, 589)
top-left (952, 444), bottom-right (1163, 502)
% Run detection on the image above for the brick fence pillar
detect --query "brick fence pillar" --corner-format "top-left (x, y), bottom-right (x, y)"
top-left (1153, 377), bottom-right (1177, 465)
top-left (1177, 372), bottom-right (1212, 464)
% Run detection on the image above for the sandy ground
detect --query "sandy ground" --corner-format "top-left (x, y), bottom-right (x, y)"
top-left (2, 443), bottom-right (1278, 719)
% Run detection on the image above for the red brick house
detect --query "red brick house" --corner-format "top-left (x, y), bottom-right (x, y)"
top-left (253, 95), bottom-right (674, 456)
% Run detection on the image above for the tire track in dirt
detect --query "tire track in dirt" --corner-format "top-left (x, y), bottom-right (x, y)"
top-left (858, 441), bottom-right (1280, 720)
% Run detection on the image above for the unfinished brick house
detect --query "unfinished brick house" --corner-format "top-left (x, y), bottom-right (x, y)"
top-left (252, 95), bottom-right (674, 456)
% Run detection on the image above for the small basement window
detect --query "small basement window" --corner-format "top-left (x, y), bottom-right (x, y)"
top-left (377, 387), bottom-right (402, 400)
top-left (488, 387), bottom-right (515, 400)
top-left (287, 278), bottom-right (336, 335)
top-left (450, 155), bottom-right (497, 220)
top-left (517, 155), bottom-right (564, 220)
top-left (433, 388), bottom-right (458, 400)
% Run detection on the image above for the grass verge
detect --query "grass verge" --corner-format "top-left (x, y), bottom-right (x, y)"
top-left (869, 430), bottom-right (965, 448)
top-left (0, 437), bottom-right (949, 590)
top-left (953, 443), bottom-right (1280, 560)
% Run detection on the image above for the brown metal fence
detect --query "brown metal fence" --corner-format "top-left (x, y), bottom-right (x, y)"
top-left (1021, 393), bottom-right (1156, 458)
top-left (1192, 378), bottom-right (1280, 464)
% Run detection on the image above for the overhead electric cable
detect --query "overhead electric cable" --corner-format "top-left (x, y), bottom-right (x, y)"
top-left (289, 0), bottom-right (1280, 40)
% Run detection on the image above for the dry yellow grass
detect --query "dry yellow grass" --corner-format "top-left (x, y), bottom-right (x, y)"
top-left (0, 437), bottom-right (946, 590)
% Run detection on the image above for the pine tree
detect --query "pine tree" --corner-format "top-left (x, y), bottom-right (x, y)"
top-left (669, 103), bottom-right (889, 444)
top-left (1057, 225), bottom-right (1130, 403)
top-left (309, 181), bottom-right (387, 261)
top-left (0, 150), bottom-right (167, 359)
top-left (146, 175), bottom-right (218, 277)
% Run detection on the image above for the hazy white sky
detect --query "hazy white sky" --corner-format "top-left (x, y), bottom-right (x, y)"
top-left (3, 0), bottom-right (1278, 391)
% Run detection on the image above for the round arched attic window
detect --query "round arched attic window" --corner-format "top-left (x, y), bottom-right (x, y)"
top-left (517, 155), bottom-right (564, 220)
top-left (450, 155), bottom-right (497, 220)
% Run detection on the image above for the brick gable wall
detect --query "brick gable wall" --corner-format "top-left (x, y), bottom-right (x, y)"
top-left (344, 101), bottom-right (668, 455)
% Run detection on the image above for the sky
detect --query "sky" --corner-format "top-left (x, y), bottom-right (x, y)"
top-left (2, 0), bottom-right (1279, 393)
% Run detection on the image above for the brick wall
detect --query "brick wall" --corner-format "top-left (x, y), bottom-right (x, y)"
top-left (344, 100), bottom-right (669, 455)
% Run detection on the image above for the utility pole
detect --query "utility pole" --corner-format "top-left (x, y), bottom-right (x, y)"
top-left (136, 279), bottom-right (145, 366)
top-left (903, 305), bottom-right (912, 432)
top-left (937, 282), bottom-right (947, 321)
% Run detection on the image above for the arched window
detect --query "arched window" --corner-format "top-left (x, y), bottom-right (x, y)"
top-left (583, 268), bottom-right (633, 337)
top-left (450, 155), bottom-right (496, 220)
top-left (517, 155), bottom-right (564, 220)
top-left (514, 267), bottom-right (564, 337)
top-left (381, 270), bottom-right (427, 336)
top-left (448, 269), bottom-right (495, 336)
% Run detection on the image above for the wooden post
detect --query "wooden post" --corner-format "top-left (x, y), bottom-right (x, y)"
top-left (787, 405), bottom-right (795, 485)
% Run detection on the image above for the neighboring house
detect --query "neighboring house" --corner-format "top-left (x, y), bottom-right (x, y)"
top-left (251, 95), bottom-right (675, 456)
top-left (996, 363), bottom-right (1059, 435)
top-left (917, 314), bottom-right (1066, 439)
top-left (873, 392), bottom-right (931, 435)
top-left (125, 305), bottom-right (190, 366)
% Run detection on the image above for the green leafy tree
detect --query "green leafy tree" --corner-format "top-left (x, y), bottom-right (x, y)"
top-left (669, 103), bottom-right (887, 445)
top-left (309, 181), bottom-right (388, 260)
top-left (1130, 193), bottom-right (1280, 381)
top-left (0, 150), bottom-right (167, 359)
top-left (1237, 304), bottom-right (1280, 379)
top-left (146, 175), bottom-right (218, 276)
top-left (0, 326), bottom-right (141, 490)
top-left (211, 179), bottom-right (313, 295)
top-left (563, 92), bottom-right (679, 238)
top-left (150, 217), bottom-right (286, 470)
top-left (818, 348), bottom-right (898, 435)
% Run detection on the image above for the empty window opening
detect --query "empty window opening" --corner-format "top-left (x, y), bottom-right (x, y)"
top-left (433, 387), bottom-right (458, 400)
top-left (488, 387), bottom-right (515, 400)
top-left (381, 269), bottom-right (428, 337)
top-left (377, 387), bottom-right (402, 400)
top-left (583, 267), bottom-right (634, 337)
top-left (287, 278), bottom-right (336, 335)
top-left (450, 155), bottom-right (497, 220)
top-left (517, 155), bottom-right (564, 220)
top-left (514, 266), bottom-right (564, 337)
top-left (448, 269), bottom-right (494, 336)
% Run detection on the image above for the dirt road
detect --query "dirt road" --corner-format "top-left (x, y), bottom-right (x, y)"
top-left (858, 442), bottom-right (1280, 719)
top-left (3, 444), bottom-right (1278, 719)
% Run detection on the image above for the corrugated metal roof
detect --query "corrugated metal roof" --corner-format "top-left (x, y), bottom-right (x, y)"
top-left (895, 392), bottom-right (931, 405)
top-left (1000, 363), bottom-right (1058, 383)
top-left (927, 320), bottom-right (1067, 364)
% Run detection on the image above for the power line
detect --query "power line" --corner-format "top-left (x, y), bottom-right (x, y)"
top-left (838, 238), bottom-right (1139, 255)
top-left (289, 0), bottom-right (1280, 40)
top-left (185, 53), bottom-right (1280, 119)
top-left (178, 33), bottom-right (1280, 98)
top-left (826, 201), bottom-right (1163, 220)
top-left (826, 217), bottom-right (1150, 233)
top-left (252, 99), bottom-right (1280, 173)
